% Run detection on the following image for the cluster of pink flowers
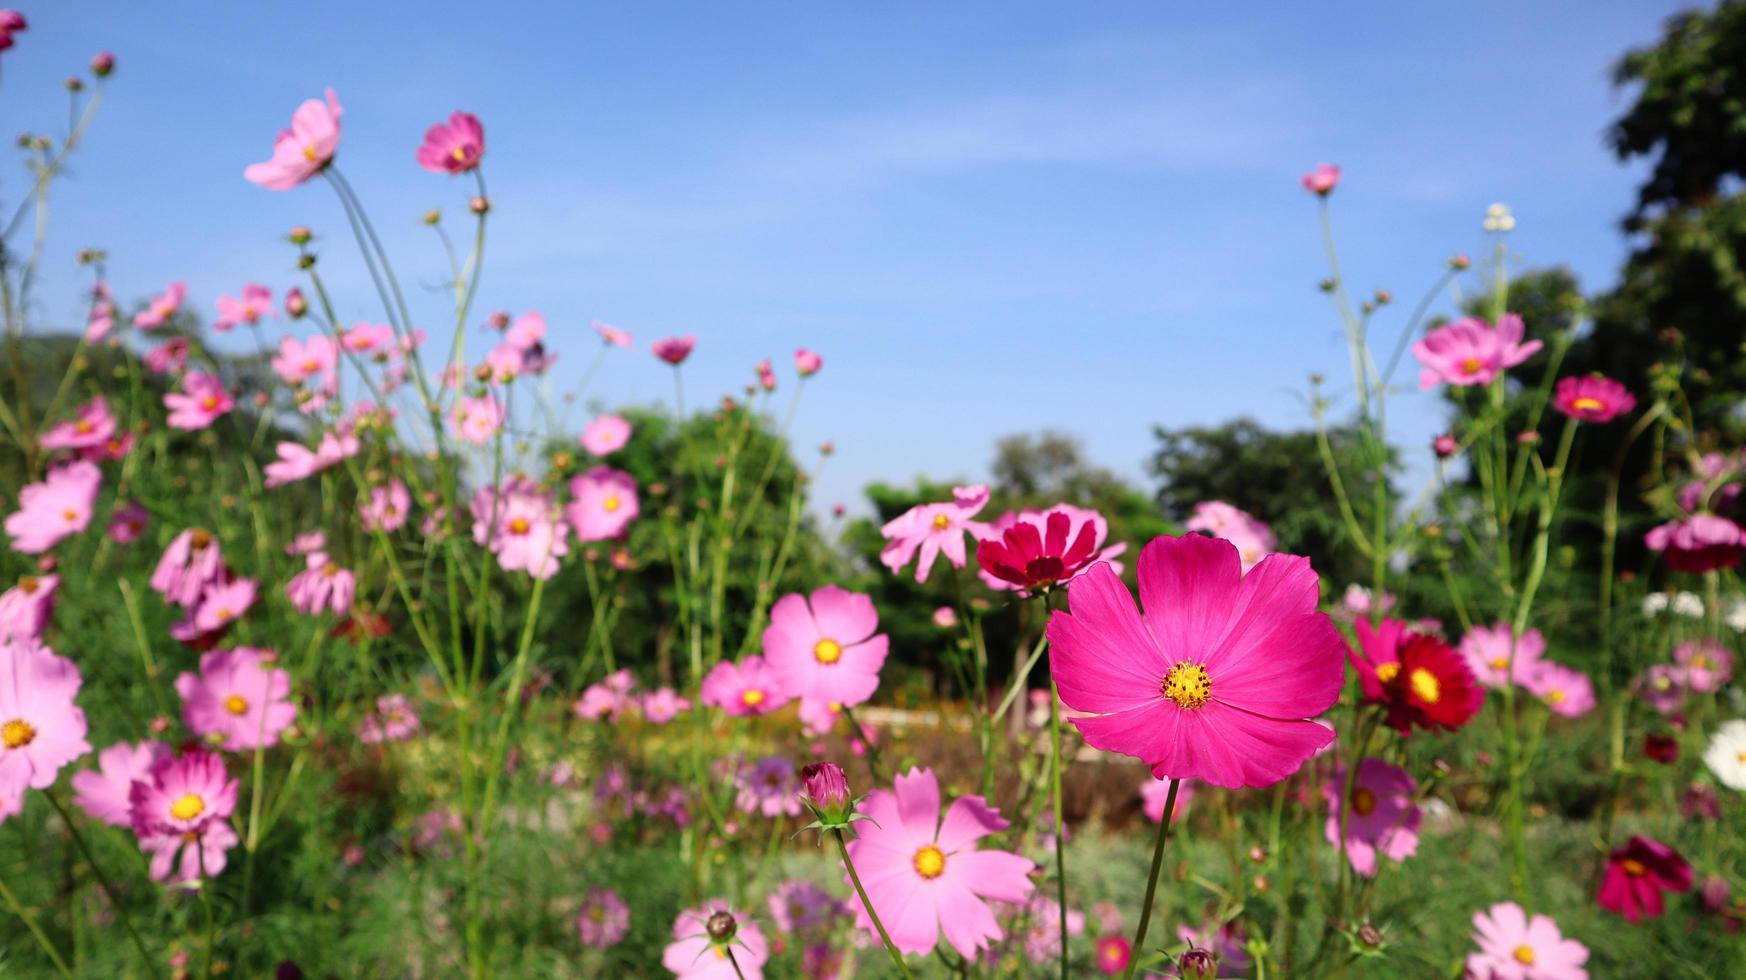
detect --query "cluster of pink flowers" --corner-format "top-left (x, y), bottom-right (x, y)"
top-left (573, 669), bottom-right (690, 725)
top-left (1635, 640), bottom-right (1734, 716)
top-left (471, 478), bottom-right (568, 579)
top-left (1458, 624), bottom-right (1595, 718)
top-left (1183, 500), bottom-right (1275, 571)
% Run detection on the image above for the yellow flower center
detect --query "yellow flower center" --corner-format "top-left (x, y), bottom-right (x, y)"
top-left (1409, 668), bottom-right (1441, 704)
top-left (450, 146), bottom-right (468, 162)
top-left (301, 143), bottom-right (319, 163)
top-left (200, 395), bottom-right (220, 411)
top-left (1375, 662), bottom-right (1401, 684)
top-left (1571, 396), bottom-right (1604, 413)
top-left (741, 689), bottom-right (765, 707)
top-left (170, 793), bottom-right (205, 821)
top-left (931, 513), bottom-right (951, 531)
top-left (1, 719), bottom-right (35, 749)
top-left (224, 694), bottom-right (249, 715)
top-left (322, 562), bottom-right (340, 578)
top-left (1693, 655), bottom-right (1711, 670)
top-left (1513, 945), bottom-right (1536, 965)
top-left (913, 844), bottom-right (946, 879)
top-left (1161, 663), bottom-right (1212, 709)
top-left (1548, 689), bottom-right (1566, 704)
top-left (814, 638), bottom-right (843, 664)
top-left (1620, 858), bottom-right (1647, 876)
top-left (18, 576), bottom-right (38, 595)
top-left (1460, 357), bottom-right (1482, 374)
top-left (603, 496), bottom-right (620, 513)
top-left (509, 517), bottom-right (530, 535)
top-left (1489, 657), bottom-right (1509, 670)
top-left (1350, 787), bottom-right (1377, 816)
top-left (62, 509), bottom-right (79, 522)
top-left (588, 906), bottom-right (604, 922)
top-left (75, 420), bottom-right (93, 433)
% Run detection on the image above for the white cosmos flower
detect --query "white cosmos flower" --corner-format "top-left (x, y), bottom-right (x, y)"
top-left (1703, 719), bottom-right (1746, 791)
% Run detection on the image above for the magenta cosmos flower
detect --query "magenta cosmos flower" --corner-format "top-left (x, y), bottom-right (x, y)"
top-left (416, 111), bottom-right (484, 174)
top-left (1458, 623), bottom-right (1546, 690)
top-left (1140, 775), bottom-right (1194, 823)
top-left (976, 504), bottom-right (1126, 593)
top-left (5, 459), bottom-right (101, 553)
top-left (0, 640), bottom-right (91, 821)
top-left (567, 466), bottom-right (639, 542)
top-left (164, 371), bottom-right (234, 431)
top-left (844, 767), bottom-right (1035, 959)
top-left (133, 281), bottom-right (186, 329)
top-left (1413, 314), bottom-right (1542, 389)
top-left (662, 901), bottom-right (769, 979)
top-left (39, 395), bottom-right (116, 451)
top-left (581, 413), bottom-right (633, 455)
top-left (1184, 500), bottom-right (1274, 572)
top-left (700, 656), bottom-right (791, 716)
top-left (1301, 163), bottom-right (1340, 195)
top-left (1466, 901), bottom-right (1589, 980)
top-left (244, 88), bottom-right (343, 190)
top-left (1047, 534), bottom-right (1344, 788)
top-left (0, 574), bottom-right (56, 643)
top-left (762, 585), bottom-right (888, 720)
top-left (879, 484), bottom-right (991, 583)
top-left (1553, 375), bottom-right (1635, 423)
top-left (213, 283), bottom-right (272, 332)
top-left (1645, 514), bottom-right (1746, 573)
top-left (1598, 836), bottom-right (1692, 922)
top-left (652, 334), bottom-right (697, 365)
top-left (577, 886), bottom-right (630, 948)
top-left (1324, 758), bottom-right (1420, 876)
top-left (175, 647), bottom-right (296, 751)
top-left (72, 739), bottom-right (168, 827)
top-left (129, 750), bottom-right (240, 883)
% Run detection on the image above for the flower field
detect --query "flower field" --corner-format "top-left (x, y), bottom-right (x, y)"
top-left (4, 7), bottom-right (1746, 979)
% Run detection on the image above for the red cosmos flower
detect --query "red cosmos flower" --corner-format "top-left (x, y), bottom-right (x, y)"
top-left (976, 508), bottom-right (1102, 592)
top-left (1350, 618), bottom-right (1482, 735)
top-left (1598, 836), bottom-right (1692, 923)
top-left (1643, 733), bottom-right (1679, 765)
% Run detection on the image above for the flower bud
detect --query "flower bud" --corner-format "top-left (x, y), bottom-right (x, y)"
top-left (1433, 434), bottom-right (1457, 458)
top-left (298, 253), bottom-right (316, 270)
top-left (285, 287), bottom-right (308, 318)
top-left (288, 226), bottom-right (312, 245)
top-left (1178, 947), bottom-right (1219, 980)
top-left (65, 76), bottom-right (83, 92)
top-left (1701, 874), bottom-right (1731, 913)
top-left (800, 762), bottom-right (851, 820)
top-left (422, 209), bottom-right (441, 225)
top-left (90, 52), bottom-right (116, 77)
top-left (1449, 253), bottom-right (1471, 270)
top-left (469, 195), bottom-right (490, 215)
top-left (794, 347), bottom-right (823, 377)
top-left (705, 910), bottom-right (738, 944)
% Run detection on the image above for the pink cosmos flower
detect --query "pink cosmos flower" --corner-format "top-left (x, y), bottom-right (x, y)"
top-left (143, 337), bottom-right (190, 375)
top-left (1598, 836), bottom-right (1692, 923)
top-left (213, 284), bottom-right (272, 332)
top-left (734, 755), bottom-right (802, 818)
top-left (244, 89), bottom-right (343, 190)
top-left (1047, 534), bottom-right (1344, 789)
top-left (567, 466), bottom-right (640, 542)
top-left (662, 901), bottom-right (769, 980)
top-left (39, 395), bottom-right (116, 451)
top-left (133, 281), bottom-right (186, 329)
top-left (0, 639), bottom-right (91, 822)
top-left (1183, 500), bottom-right (1275, 571)
top-left (794, 348), bottom-right (823, 377)
top-left (1413, 314), bottom-right (1543, 389)
top-left (756, 359), bottom-right (777, 392)
top-left (880, 484), bottom-right (991, 583)
top-left (1645, 514), bottom-right (1746, 573)
top-left (0, 10), bottom-right (25, 51)
top-left (287, 553), bottom-right (354, 617)
top-left (471, 479), bottom-right (569, 579)
top-left (1140, 776), bottom-right (1195, 823)
top-left (641, 687), bottom-right (690, 724)
top-left (189, 578), bottom-right (258, 635)
top-left (360, 479), bottom-right (411, 533)
top-left (652, 335), bottom-right (696, 365)
top-left (594, 320), bottom-right (632, 347)
top-left (573, 669), bottom-right (637, 722)
top-left (1524, 663), bottom-right (1596, 719)
top-left (700, 656), bottom-right (791, 716)
top-left (1301, 163), bottom-right (1340, 195)
top-left (452, 394), bottom-right (505, 445)
top-left (504, 311), bottom-right (544, 351)
top-left (286, 532), bottom-right (326, 557)
top-left (762, 585), bottom-right (888, 721)
top-left (340, 322), bottom-right (393, 355)
top-left (5, 460), bottom-right (101, 553)
top-left (482, 343), bottom-right (526, 384)
top-left (262, 433), bottom-right (350, 488)
top-left (0, 574), bottom-right (55, 643)
top-left (1022, 895), bottom-right (1086, 961)
top-left (71, 740), bottom-right (169, 827)
top-left (150, 528), bottom-right (223, 607)
top-left (416, 111), bottom-right (485, 174)
top-left (844, 767), bottom-right (1036, 959)
top-left (768, 879), bottom-right (838, 935)
top-left (1324, 758), bottom-right (1420, 876)
top-left (933, 606), bottom-right (958, 628)
top-left (1636, 664), bottom-right (1687, 716)
top-left (975, 504), bottom-right (1126, 592)
top-left (1459, 623), bottom-right (1547, 690)
top-left (1466, 901), bottom-right (1589, 980)
top-left (84, 289), bottom-right (116, 342)
top-left (581, 413), bottom-right (633, 455)
top-left (577, 887), bottom-right (630, 949)
top-left (1553, 375), bottom-right (1636, 423)
top-left (1673, 640), bottom-right (1732, 693)
top-left (164, 372), bottom-right (234, 430)
top-left (128, 749), bottom-right (237, 837)
top-left (174, 647), bottom-right (296, 751)
top-left (1338, 583), bottom-right (1396, 620)
top-left (1095, 935), bottom-right (1132, 975)
top-left (141, 818), bottom-right (239, 884)
top-left (357, 694), bottom-right (421, 744)
top-left (272, 335), bottom-right (340, 390)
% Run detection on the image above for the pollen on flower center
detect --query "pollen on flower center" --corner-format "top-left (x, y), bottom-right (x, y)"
top-left (451, 146), bottom-right (468, 161)
top-left (603, 496), bottom-right (620, 513)
top-left (170, 793), bottom-right (205, 821)
top-left (1513, 945), bottom-right (1536, 965)
top-left (1, 718), bottom-right (35, 749)
top-left (1620, 858), bottom-right (1647, 876)
top-left (913, 844), bottom-right (946, 879)
top-left (201, 395), bottom-right (220, 411)
top-left (1376, 662), bottom-right (1401, 684)
top-left (930, 513), bottom-right (951, 531)
top-left (588, 906), bottom-right (605, 922)
top-left (1460, 357), bottom-right (1482, 374)
top-left (301, 144), bottom-right (319, 163)
top-left (75, 420), bottom-right (93, 433)
top-left (1571, 397), bottom-right (1604, 412)
top-left (508, 517), bottom-right (531, 534)
top-left (1161, 663), bottom-right (1212, 709)
top-left (813, 638), bottom-right (843, 664)
top-left (1409, 668), bottom-right (1441, 704)
top-left (1350, 787), bottom-right (1377, 816)
top-left (741, 689), bottom-right (766, 707)
top-left (224, 694), bottom-right (249, 715)
top-left (1548, 689), bottom-right (1566, 704)
top-left (1489, 657), bottom-right (1508, 670)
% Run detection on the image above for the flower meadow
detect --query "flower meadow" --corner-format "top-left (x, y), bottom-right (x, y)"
top-left (4, 13), bottom-right (1746, 980)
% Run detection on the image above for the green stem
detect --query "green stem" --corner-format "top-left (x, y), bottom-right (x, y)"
top-left (1050, 679), bottom-right (1069, 980)
top-left (1123, 778), bottom-right (1180, 980)
top-left (0, 870), bottom-right (72, 978)
top-left (834, 829), bottom-right (915, 979)
top-left (45, 794), bottom-right (162, 980)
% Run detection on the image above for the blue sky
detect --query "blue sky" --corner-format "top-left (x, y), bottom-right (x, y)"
top-left (6, 1), bottom-right (1687, 514)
